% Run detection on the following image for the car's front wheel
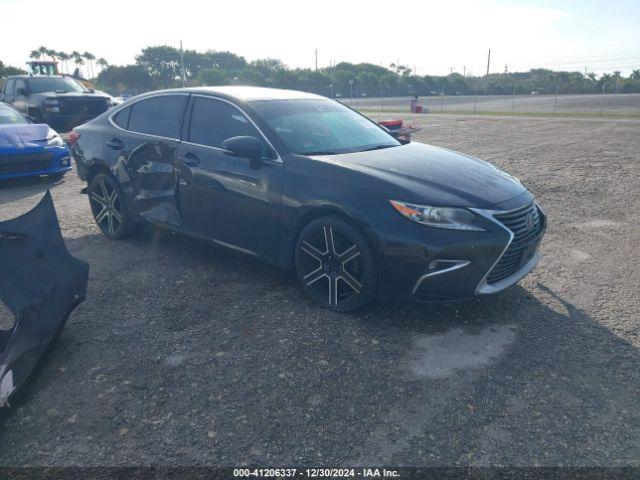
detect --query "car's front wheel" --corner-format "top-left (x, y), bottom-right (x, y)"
top-left (88, 172), bottom-right (134, 239)
top-left (295, 215), bottom-right (377, 312)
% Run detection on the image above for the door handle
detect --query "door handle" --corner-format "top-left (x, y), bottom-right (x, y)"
top-left (106, 138), bottom-right (123, 150)
top-left (179, 152), bottom-right (200, 166)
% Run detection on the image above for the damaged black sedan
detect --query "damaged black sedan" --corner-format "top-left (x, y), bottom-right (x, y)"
top-left (70, 87), bottom-right (545, 312)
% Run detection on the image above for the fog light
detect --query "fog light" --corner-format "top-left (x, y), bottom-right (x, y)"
top-left (60, 157), bottom-right (70, 167)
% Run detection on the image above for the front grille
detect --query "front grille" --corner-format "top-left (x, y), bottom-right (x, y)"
top-left (60, 98), bottom-right (109, 116)
top-left (0, 151), bottom-right (53, 175)
top-left (487, 203), bottom-right (544, 284)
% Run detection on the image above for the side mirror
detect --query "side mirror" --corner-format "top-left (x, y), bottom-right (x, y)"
top-left (221, 136), bottom-right (264, 169)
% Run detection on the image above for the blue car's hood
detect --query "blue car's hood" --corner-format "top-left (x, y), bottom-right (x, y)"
top-left (316, 142), bottom-right (527, 208)
top-left (0, 124), bottom-right (51, 154)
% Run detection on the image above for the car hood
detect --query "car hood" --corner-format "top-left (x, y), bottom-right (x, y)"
top-left (0, 124), bottom-right (50, 153)
top-left (314, 142), bottom-right (527, 208)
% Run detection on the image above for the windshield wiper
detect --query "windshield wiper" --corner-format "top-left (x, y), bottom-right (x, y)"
top-left (305, 150), bottom-right (341, 156)
top-left (360, 144), bottom-right (398, 152)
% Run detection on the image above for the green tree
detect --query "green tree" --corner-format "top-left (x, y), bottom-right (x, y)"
top-left (250, 58), bottom-right (286, 77)
top-left (71, 51), bottom-right (85, 78)
top-left (0, 61), bottom-right (26, 78)
top-left (83, 51), bottom-right (96, 78)
top-left (197, 68), bottom-right (230, 86)
top-left (136, 46), bottom-right (182, 88)
top-left (96, 65), bottom-right (152, 94)
top-left (236, 69), bottom-right (266, 86)
top-left (58, 51), bottom-right (71, 74)
top-left (97, 57), bottom-right (109, 73)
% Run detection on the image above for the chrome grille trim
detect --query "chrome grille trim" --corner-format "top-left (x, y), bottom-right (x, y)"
top-left (471, 201), bottom-right (545, 295)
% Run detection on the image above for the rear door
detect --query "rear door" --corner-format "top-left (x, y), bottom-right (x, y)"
top-left (105, 94), bottom-right (188, 226)
top-left (177, 95), bottom-right (284, 259)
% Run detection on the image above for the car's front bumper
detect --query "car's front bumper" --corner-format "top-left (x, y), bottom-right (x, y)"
top-left (373, 194), bottom-right (546, 302)
top-left (0, 146), bottom-right (72, 181)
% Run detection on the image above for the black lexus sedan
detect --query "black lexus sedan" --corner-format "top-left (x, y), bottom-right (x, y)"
top-left (70, 86), bottom-right (546, 312)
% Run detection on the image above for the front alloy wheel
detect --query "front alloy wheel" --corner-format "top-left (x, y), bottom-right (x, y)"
top-left (295, 216), bottom-right (376, 312)
top-left (88, 172), bottom-right (132, 239)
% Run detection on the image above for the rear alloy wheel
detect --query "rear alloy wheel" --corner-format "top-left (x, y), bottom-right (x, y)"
top-left (295, 216), bottom-right (376, 312)
top-left (88, 172), bottom-right (133, 239)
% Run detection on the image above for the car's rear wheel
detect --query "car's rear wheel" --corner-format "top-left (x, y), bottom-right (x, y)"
top-left (88, 172), bottom-right (134, 239)
top-left (295, 215), bottom-right (377, 312)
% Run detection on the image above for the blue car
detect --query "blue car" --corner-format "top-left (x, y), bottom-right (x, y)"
top-left (0, 102), bottom-right (72, 180)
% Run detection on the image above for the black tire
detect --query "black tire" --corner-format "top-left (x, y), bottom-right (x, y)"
top-left (295, 215), bottom-right (377, 312)
top-left (88, 172), bottom-right (135, 239)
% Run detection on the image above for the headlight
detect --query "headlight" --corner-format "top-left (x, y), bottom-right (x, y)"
top-left (390, 200), bottom-right (484, 231)
top-left (46, 130), bottom-right (64, 147)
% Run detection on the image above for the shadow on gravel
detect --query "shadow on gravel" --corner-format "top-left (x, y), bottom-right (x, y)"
top-left (1, 229), bottom-right (638, 466)
top-left (0, 175), bottom-right (65, 202)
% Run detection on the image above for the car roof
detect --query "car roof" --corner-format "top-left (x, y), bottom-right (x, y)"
top-left (144, 86), bottom-right (327, 102)
top-left (6, 75), bottom-right (67, 79)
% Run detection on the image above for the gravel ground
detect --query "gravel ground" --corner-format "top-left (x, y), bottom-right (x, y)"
top-left (0, 115), bottom-right (639, 467)
top-left (348, 93), bottom-right (640, 116)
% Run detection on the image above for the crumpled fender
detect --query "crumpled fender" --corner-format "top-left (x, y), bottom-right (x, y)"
top-left (0, 191), bottom-right (89, 407)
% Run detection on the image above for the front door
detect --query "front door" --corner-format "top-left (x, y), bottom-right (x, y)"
top-left (12, 79), bottom-right (28, 113)
top-left (177, 96), bottom-right (283, 260)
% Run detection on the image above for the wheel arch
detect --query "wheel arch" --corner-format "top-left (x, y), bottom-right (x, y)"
top-left (86, 161), bottom-right (114, 184)
top-left (286, 203), bottom-right (380, 270)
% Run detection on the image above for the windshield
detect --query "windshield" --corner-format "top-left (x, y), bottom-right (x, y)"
top-left (250, 99), bottom-right (400, 155)
top-left (0, 105), bottom-right (27, 125)
top-left (28, 77), bottom-right (88, 94)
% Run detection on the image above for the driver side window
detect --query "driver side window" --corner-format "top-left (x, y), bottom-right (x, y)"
top-left (188, 97), bottom-right (261, 149)
top-left (15, 79), bottom-right (26, 95)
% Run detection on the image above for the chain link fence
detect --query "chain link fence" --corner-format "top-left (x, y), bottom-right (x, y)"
top-left (293, 84), bottom-right (640, 118)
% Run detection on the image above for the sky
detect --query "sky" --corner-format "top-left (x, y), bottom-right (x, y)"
top-left (1, 0), bottom-right (639, 76)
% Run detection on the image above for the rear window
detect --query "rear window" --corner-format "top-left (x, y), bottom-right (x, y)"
top-left (112, 107), bottom-right (130, 129)
top-left (127, 95), bottom-right (186, 138)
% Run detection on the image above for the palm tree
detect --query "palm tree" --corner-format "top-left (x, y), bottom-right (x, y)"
top-left (97, 57), bottom-right (108, 73)
top-left (83, 51), bottom-right (96, 78)
top-left (38, 46), bottom-right (48, 60)
top-left (631, 69), bottom-right (640, 81)
top-left (29, 49), bottom-right (42, 60)
top-left (57, 51), bottom-right (70, 74)
top-left (72, 51), bottom-right (84, 78)
top-left (45, 49), bottom-right (57, 62)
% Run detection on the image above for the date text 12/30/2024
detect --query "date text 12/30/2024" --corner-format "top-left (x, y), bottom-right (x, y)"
top-left (233, 468), bottom-right (400, 478)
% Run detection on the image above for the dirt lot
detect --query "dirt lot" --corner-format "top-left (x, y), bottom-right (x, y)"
top-left (0, 115), bottom-right (639, 466)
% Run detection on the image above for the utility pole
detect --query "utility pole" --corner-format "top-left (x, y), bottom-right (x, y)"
top-left (449, 67), bottom-right (454, 75)
top-left (463, 66), bottom-right (466, 77)
top-left (315, 49), bottom-right (318, 70)
top-left (180, 40), bottom-right (186, 87)
top-left (486, 48), bottom-right (491, 76)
